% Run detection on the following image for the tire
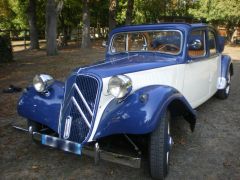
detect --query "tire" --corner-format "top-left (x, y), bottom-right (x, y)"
top-left (149, 111), bottom-right (173, 180)
top-left (216, 71), bottom-right (231, 99)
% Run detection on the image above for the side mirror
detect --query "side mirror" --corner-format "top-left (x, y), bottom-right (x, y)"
top-left (189, 39), bottom-right (203, 50)
top-left (102, 41), bottom-right (108, 48)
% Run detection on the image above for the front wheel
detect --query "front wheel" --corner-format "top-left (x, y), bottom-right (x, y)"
top-left (216, 71), bottom-right (231, 99)
top-left (149, 111), bottom-right (173, 180)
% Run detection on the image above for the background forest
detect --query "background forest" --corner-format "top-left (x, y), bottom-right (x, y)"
top-left (0, 0), bottom-right (240, 57)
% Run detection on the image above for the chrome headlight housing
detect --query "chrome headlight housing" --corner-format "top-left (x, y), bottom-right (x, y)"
top-left (33, 74), bottom-right (54, 93)
top-left (108, 75), bottom-right (132, 99)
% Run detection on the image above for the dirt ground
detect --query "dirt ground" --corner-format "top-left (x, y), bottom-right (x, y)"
top-left (0, 44), bottom-right (240, 179)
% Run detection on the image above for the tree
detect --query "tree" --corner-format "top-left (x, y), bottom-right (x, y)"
top-left (125, 0), bottom-right (134, 25)
top-left (189, 0), bottom-right (240, 40)
top-left (45, 0), bottom-right (63, 56)
top-left (27, 0), bottom-right (39, 49)
top-left (109, 0), bottom-right (118, 32)
top-left (81, 0), bottom-right (91, 48)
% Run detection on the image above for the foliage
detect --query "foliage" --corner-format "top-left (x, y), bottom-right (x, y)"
top-left (0, 35), bottom-right (13, 63)
top-left (189, 0), bottom-right (240, 25)
top-left (0, 0), bottom-right (16, 30)
top-left (189, 0), bottom-right (240, 39)
top-left (9, 0), bottom-right (28, 30)
top-left (1, 0), bottom-right (239, 48)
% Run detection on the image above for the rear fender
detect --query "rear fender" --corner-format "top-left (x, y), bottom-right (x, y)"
top-left (93, 85), bottom-right (196, 140)
top-left (17, 81), bottom-right (64, 132)
top-left (218, 55), bottom-right (233, 89)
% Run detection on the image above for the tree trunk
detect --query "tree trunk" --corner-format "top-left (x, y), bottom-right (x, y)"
top-left (125, 0), bottom-right (134, 25)
top-left (81, 0), bottom-right (91, 48)
top-left (109, 0), bottom-right (118, 32)
top-left (27, 0), bottom-right (39, 49)
top-left (46, 0), bottom-right (57, 56)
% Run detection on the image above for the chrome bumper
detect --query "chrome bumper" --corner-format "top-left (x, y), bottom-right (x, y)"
top-left (13, 125), bottom-right (141, 168)
top-left (33, 132), bottom-right (82, 155)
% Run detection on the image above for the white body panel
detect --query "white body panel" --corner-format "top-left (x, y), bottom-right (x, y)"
top-left (88, 57), bottom-right (220, 141)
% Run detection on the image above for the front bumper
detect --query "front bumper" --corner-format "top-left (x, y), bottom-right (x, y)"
top-left (33, 132), bottom-right (141, 168)
top-left (13, 124), bottom-right (141, 168)
top-left (33, 132), bottom-right (82, 155)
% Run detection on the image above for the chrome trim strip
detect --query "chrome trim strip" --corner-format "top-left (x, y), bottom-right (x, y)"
top-left (71, 97), bottom-right (91, 128)
top-left (73, 83), bottom-right (93, 116)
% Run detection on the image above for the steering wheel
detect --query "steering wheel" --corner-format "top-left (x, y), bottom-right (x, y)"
top-left (158, 44), bottom-right (180, 52)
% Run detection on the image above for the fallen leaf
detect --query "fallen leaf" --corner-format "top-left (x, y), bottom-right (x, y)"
top-left (178, 138), bottom-right (186, 145)
top-left (223, 160), bottom-right (231, 167)
top-left (31, 165), bottom-right (39, 169)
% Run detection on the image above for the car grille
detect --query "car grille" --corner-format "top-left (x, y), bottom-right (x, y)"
top-left (59, 74), bottom-right (100, 143)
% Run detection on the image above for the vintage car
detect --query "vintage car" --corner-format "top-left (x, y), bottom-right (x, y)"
top-left (17, 23), bottom-right (233, 179)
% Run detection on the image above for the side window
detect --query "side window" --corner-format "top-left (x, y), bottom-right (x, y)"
top-left (188, 30), bottom-right (206, 58)
top-left (208, 31), bottom-right (217, 55)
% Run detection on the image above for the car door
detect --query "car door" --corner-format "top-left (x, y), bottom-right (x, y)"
top-left (207, 29), bottom-right (221, 96)
top-left (183, 29), bottom-right (210, 108)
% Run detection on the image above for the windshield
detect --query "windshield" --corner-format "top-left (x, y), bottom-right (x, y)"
top-left (110, 30), bottom-right (182, 55)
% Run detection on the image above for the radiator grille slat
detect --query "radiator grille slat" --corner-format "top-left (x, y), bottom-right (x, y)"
top-left (59, 75), bottom-right (100, 143)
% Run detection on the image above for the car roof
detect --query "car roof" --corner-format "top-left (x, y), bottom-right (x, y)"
top-left (110, 23), bottom-right (208, 35)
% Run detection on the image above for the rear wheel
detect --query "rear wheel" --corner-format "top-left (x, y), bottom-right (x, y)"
top-left (149, 111), bottom-right (173, 180)
top-left (216, 71), bottom-right (231, 99)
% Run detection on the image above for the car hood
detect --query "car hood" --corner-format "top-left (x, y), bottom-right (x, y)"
top-left (76, 53), bottom-right (179, 78)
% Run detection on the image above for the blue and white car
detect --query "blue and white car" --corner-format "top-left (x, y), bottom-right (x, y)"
top-left (17, 23), bottom-right (233, 179)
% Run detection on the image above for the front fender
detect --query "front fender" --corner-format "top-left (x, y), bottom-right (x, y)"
top-left (93, 85), bottom-right (196, 140)
top-left (17, 81), bottom-right (64, 132)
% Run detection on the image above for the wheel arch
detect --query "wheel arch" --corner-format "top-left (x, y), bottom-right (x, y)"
top-left (168, 98), bottom-right (196, 132)
top-left (221, 55), bottom-right (233, 78)
top-left (93, 85), bottom-right (196, 140)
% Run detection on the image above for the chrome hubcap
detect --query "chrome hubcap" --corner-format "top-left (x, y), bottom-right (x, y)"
top-left (167, 121), bottom-right (173, 165)
top-left (226, 73), bottom-right (231, 94)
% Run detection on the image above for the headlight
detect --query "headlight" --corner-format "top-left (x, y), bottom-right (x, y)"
top-left (33, 74), bottom-right (54, 93)
top-left (108, 75), bottom-right (132, 99)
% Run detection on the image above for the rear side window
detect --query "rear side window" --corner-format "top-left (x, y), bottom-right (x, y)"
top-left (188, 30), bottom-right (206, 58)
top-left (208, 31), bottom-right (217, 55)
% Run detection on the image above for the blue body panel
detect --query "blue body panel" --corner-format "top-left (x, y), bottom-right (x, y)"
top-left (93, 85), bottom-right (196, 140)
top-left (80, 54), bottom-right (179, 78)
top-left (17, 81), bottom-right (64, 132)
top-left (221, 55), bottom-right (232, 78)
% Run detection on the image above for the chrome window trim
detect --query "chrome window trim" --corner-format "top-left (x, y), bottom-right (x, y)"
top-left (109, 29), bottom-right (183, 56)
